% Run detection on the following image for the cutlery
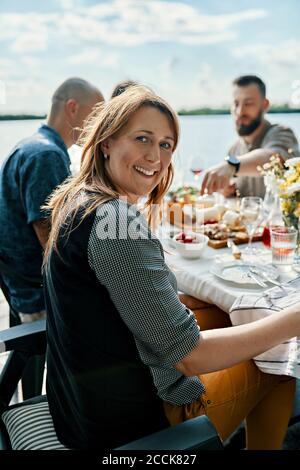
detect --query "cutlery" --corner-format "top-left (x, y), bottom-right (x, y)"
top-left (249, 267), bottom-right (283, 288)
top-left (246, 270), bottom-right (267, 287)
top-left (227, 238), bottom-right (242, 260)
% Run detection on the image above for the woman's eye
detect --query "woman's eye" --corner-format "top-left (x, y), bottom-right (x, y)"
top-left (136, 136), bottom-right (148, 143)
top-left (160, 142), bottom-right (172, 150)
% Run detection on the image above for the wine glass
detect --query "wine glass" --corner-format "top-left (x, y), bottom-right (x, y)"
top-left (190, 167), bottom-right (203, 182)
top-left (240, 197), bottom-right (263, 260)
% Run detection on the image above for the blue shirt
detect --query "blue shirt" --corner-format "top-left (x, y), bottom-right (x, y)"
top-left (0, 124), bottom-right (70, 313)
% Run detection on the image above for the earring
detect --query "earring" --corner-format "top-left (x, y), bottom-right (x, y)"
top-left (103, 153), bottom-right (109, 160)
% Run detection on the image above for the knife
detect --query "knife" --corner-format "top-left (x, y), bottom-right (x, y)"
top-left (246, 270), bottom-right (267, 287)
top-left (249, 267), bottom-right (282, 287)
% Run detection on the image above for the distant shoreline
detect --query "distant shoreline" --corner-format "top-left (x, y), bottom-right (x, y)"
top-left (178, 107), bottom-right (300, 116)
top-left (1, 108), bottom-right (300, 120)
top-left (0, 114), bottom-right (47, 121)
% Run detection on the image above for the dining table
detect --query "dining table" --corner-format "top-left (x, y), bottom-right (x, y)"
top-left (161, 236), bottom-right (300, 379)
top-left (163, 237), bottom-right (299, 310)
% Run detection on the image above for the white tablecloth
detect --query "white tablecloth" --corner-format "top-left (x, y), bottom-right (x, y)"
top-left (230, 279), bottom-right (300, 379)
top-left (163, 239), bottom-right (300, 379)
top-left (163, 240), bottom-right (299, 313)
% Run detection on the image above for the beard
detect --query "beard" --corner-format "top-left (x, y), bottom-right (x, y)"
top-left (236, 110), bottom-right (263, 136)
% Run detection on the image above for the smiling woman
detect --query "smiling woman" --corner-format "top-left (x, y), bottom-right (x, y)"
top-left (41, 86), bottom-right (182, 448)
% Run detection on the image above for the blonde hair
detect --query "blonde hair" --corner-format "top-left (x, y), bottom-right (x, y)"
top-left (44, 86), bottom-right (179, 262)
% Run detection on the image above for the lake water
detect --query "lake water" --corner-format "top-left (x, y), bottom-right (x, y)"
top-left (1, 114), bottom-right (300, 188)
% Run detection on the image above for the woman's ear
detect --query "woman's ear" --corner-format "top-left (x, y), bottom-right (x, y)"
top-left (101, 138), bottom-right (110, 155)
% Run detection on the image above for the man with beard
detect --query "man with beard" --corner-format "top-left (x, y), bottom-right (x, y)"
top-left (201, 75), bottom-right (299, 197)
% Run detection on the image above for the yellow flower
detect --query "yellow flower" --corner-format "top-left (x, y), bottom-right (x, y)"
top-left (281, 200), bottom-right (291, 212)
top-left (285, 175), bottom-right (297, 185)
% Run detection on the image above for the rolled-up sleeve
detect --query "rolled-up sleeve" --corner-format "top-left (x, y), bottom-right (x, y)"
top-left (263, 126), bottom-right (300, 160)
top-left (20, 151), bottom-right (70, 224)
top-left (87, 201), bottom-right (200, 368)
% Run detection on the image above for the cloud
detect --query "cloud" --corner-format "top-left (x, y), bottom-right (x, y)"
top-left (55, 0), bottom-right (77, 9)
top-left (155, 61), bottom-right (231, 110)
top-left (68, 48), bottom-right (120, 68)
top-left (1, 78), bottom-right (50, 114)
top-left (159, 57), bottom-right (180, 80)
top-left (232, 39), bottom-right (300, 69)
top-left (68, 1), bottom-right (267, 46)
top-left (11, 31), bottom-right (48, 53)
top-left (0, 13), bottom-right (50, 53)
top-left (68, 48), bottom-right (101, 65)
top-left (21, 56), bottom-right (41, 67)
top-left (0, 1), bottom-right (267, 51)
top-left (0, 58), bottom-right (14, 68)
top-left (195, 63), bottom-right (213, 87)
top-left (0, 58), bottom-right (19, 81)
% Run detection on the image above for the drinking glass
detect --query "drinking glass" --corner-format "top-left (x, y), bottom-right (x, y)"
top-left (190, 167), bottom-right (203, 182)
top-left (270, 226), bottom-right (297, 267)
top-left (240, 196), bottom-right (263, 259)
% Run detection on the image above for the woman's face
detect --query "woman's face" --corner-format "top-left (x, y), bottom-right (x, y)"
top-left (103, 106), bottom-right (175, 203)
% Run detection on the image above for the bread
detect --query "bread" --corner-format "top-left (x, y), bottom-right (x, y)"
top-left (194, 204), bottom-right (226, 224)
top-left (221, 210), bottom-right (242, 228)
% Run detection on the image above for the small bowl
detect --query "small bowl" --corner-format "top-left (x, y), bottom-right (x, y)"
top-left (173, 232), bottom-right (209, 259)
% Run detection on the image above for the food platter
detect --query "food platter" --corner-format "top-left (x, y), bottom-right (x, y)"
top-left (167, 219), bottom-right (262, 249)
top-left (165, 188), bottom-right (262, 249)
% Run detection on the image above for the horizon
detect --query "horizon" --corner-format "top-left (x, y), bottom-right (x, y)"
top-left (2, 103), bottom-right (300, 119)
top-left (0, 0), bottom-right (300, 114)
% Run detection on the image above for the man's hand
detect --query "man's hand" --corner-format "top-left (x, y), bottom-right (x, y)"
top-left (201, 162), bottom-right (235, 195)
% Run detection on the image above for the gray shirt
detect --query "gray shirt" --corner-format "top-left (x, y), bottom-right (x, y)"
top-left (88, 200), bottom-right (204, 405)
top-left (229, 120), bottom-right (300, 198)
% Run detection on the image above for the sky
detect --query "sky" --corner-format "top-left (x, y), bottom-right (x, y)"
top-left (0, 0), bottom-right (300, 114)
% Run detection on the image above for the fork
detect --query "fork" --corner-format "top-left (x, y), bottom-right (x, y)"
top-left (249, 267), bottom-right (286, 290)
top-left (246, 270), bottom-right (267, 287)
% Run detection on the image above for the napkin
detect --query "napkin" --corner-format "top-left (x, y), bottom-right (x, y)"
top-left (230, 277), bottom-right (300, 379)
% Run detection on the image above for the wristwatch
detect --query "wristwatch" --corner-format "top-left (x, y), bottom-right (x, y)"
top-left (224, 154), bottom-right (240, 175)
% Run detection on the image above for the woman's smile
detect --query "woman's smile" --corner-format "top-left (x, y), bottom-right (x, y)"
top-left (134, 165), bottom-right (158, 177)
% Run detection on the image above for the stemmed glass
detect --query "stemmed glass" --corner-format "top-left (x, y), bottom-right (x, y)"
top-left (240, 196), bottom-right (263, 260)
top-left (190, 167), bottom-right (203, 181)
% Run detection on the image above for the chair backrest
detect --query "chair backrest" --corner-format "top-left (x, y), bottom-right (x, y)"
top-left (0, 321), bottom-right (223, 451)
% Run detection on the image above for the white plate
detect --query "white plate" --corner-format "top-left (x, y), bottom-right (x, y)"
top-left (210, 261), bottom-right (279, 287)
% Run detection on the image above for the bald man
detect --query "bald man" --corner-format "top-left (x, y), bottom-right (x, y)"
top-left (0, 77), bottom-right (104, 323)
